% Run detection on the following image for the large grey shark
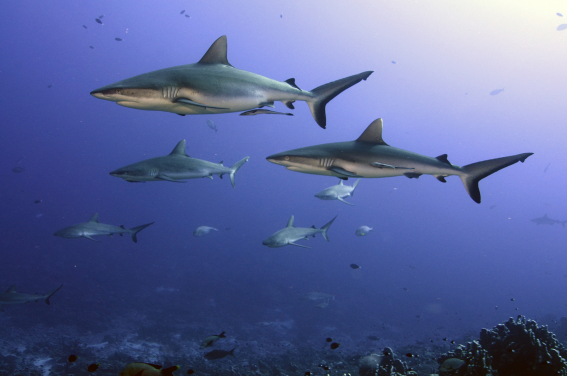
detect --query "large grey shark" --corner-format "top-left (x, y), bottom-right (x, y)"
top-left (262, 215), bottom-right (337, 248)
top-left (267, 118), bottom-right (533, 203)
top-left (90, 35), bottom-right (373, 129)
top-left (54, 213), bottom-right (154, 243)
top-left (109, 140), bottom-right (249, 187)
top-left (0, 284), bottom-right (62, 311)
top-left (315, 179), bottom-right (360, 205)
top-left (530, 214), bottom-right (566, 227)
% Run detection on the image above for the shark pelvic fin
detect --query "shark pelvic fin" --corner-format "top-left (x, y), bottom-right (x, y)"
top-left (289, 242), bottom-right (311, 249)
top-left (436, 176), bottom-right (447, 183)
top-left (170, 140), bottom-right (189, 156)
top-left (404, 172), bottom-right (422, 179)
top-left (329, 166), bottom-right (361, 177)
top-left (198, 35), bottom-right (232, 66)
top-left (88, 213), bottom-right (99, 222)
top-left (284, 100), bottom-right (295, 109)
top-left (175, 97), bottom-right (229, 110)
top-left (356, 118), bottom-right (389, 145)
top-left (287, 215), bottom-right (295, 228)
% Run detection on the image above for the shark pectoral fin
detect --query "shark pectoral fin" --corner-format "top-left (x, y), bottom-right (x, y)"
top-left (338, 197), bottom-right (355, 206)
top-left (329, 167), bottom-right (362, 178)
top-left (435, 175), bottom-right (447, 183)
top-left (404, 172), bottom-right (422, 179)
top-left (157, 174), bottom-right (185, 183)
top-left (284, 100), bottom-right (295, 109)
top-left (290, 242), bottom-right (311, 249)
top-left (175, 98), bottom-right (229, 110)
top-left (370, 162), bottom-right (396, 169)
top-left (83, 235), bottom-right (99, 242)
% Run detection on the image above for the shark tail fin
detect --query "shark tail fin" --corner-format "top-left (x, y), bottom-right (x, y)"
top-left (129, 222), bottom-right (155, 243)
top-left (320, 215), bottom-right (338, 242)
top-left (459, 153), bottom-right (533, 203)
top-left (45, 285), bottom-right (63, 305)
top-left (229, 347), bottom-right (237, 357)
top-left (351, 179), bottom-right (361, 196)
top-left (307, 71), bottom-right (373, 129)
top-left (229, 157), bottom-right (250, 188)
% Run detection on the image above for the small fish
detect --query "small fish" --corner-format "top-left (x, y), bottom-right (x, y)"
top-left (47, 84), bottom-right (53, 88)
top-left (558, 24), bottom-right (567, 31)
top-left (115, 38), bottom-right (123, 41)
top-left (319, 365), bottom-right (330, 371)
top-left (34, 200), bottom-right (42, 204)
top-left (406, 353), bottom-right (415, 358)
top-left (204, 347), bottom-right (236, 360)
top-left (350, 263), bottom-right (361, 269)
top-left (95, 18), bottom-right (102, 24)
top-left (89, 46), bottom-right (94, 49)
top-left (82, 25), bottom-right (88, 29)
top-left (200, 331), bottom-right (226, 349)
top-left (355, 226), bottom-right (373, 236)
top-left (36, 213), bottom-right (43, 218)
top-left (367, 335), bottom-right (379, 341)
top-left (330, 342), bottom-right (340, 350)
top-left (87, 363), bottom-right (99, 372)
top-left (325, 338), bottom-right (332, 342)
top-left (544, 162), bottom-right (551, 173)
top-left (403, 287), bottom-right (408, 291)
top-left (304, 372), bottom-right (311, 376)
top-left (99, 15), bottom-right (104, 19)
top-left (185, 14), bottom-right (190, 18)
top-left (240, 109), bottom-right (293, 116)
top-left (391, 61), bottom-right (397, 64)
top-left (180, 10), bottom-right (185, 14)
top-left (68, 355), bottom-right (78, 362)
top-left (187, 370), bottom-right (195, 375)
top-left (193, 226), bottom-right (218, 237)
top-left (280, 14), bottom-right (283, 18)
top-left (490, 88), bottom-right (504, 95)
top-left (557, 13), bottom-right (563, 17)
top-left (206, 119), bottom-right (218, 132)
top-left (119, 363), bottom-right (180, 376)
top-left (511, 298), bottom-right (515, 301)
top-left (439, 358), bottom-right (466, 372)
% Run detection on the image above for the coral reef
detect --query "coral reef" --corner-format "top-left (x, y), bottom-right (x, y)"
top-left (359, 348), bottom-right (418, 376)
top-left (437, 340), bottom-right (491, 376)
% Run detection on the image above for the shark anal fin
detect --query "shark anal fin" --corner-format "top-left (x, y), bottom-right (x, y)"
top-left (329, 167), bottom-right (361, 178)
top-left (404, 172), bottom-right (422, 179)
top-left (436, 176), bottom-right (447, 183)
top-left (175, 98), bottom-right (229, 110)
top-left (284, 100), bottom-right (295, 109)
top-left (285, 78), bottom-right (301, 90)
top-left (289, 242), bottom-right (311, 249)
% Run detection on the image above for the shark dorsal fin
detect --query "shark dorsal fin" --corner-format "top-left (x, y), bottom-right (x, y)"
top-left (287, 215), bottom-right (295, 228)
top-left (6, 285), bottom-right (16, 293)
top-left (356, 118), bottom-right (389, 145)
top-left (285, 78), bottom-right (301, 90)
top-left (198, 35), bottom-right (232, 66)
top-left (89, 213), bottom-right (99, 222)
top-left (436, 154), bottom-right (451, 165)
top-left (170, 140), bottom-right (189, 156)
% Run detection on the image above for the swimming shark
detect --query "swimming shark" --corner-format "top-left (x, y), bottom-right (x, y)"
top-left (266, 118), bottom-right (533, 203)
top-left (315, 179), bottom-right (360, 205)
top-left (109, 140), bottom-right (249, 187)
top-left (530, 214), bottom-right (567, 227)
top-left (0, 284), bottom-right (62, 311)
top-left (262, 215), bottom-right (337, 248)
top-left (90, 35), bottom-right (373, 129)
top-left (53, 213), bottom-right (154, 243)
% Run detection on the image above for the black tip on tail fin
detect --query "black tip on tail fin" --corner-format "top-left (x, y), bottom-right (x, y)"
top-left (308, 71), bottom-right (373, 129)
top-left (45, 285), bottom-right (63, 305)
top-left (460, 153), bottom-right (533, 203)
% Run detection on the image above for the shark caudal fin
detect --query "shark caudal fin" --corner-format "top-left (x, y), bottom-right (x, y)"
top-left (351, 179), bottom-right (361, 196)
top-left (460, 153), bottom-right (533, 203)
top-left (307, 71), bottom-right (373, 129)
top-left (44, 285), bottom-right (63, 305)
top-left (320, 215), bottom-right (338, 242)
top-left (129, 222), bottom-right (155, 243)
top-left (229, 157), bottom-right (250, 188)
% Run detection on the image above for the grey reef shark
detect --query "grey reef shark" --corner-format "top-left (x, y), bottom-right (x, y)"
top-left (530, 214), bottom-right (567, 227)
top-left (262, 215), bottom-right (337, 248)
top-left (90, 35), bottom-right (373, 128)
top-left (267, 118), bottom-right (533, 203)
top-left (54, 213), bottom-right (154, 243)
top-left (315, 179), bottom-right (360, 205)
top-left (0, 285), bottom-right (62, 311)
top-left (110, 140), bottom-right (249, 187)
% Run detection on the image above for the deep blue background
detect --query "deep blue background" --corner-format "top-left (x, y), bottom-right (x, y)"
top-left (1, 0), bottom-right (566, 353)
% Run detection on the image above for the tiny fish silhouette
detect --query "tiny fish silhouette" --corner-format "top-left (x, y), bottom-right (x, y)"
top-left (82, 25), bottom-right (88, 29)
top-left (557, 24), bottom-right (567, 31)
top-left (115, 38), bottom-right (123, 41)
top-left (95, 18), bottom-right (102, 24)
top-left (180, 10), bottom-right (185, 14)
top-left (489, 88), bottom-right (504, 95)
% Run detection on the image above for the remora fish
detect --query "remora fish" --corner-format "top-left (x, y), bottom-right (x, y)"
top-left (200, 331), bottom-right (226, 349)
top-left (204, 347), bottom-right (236, 360)
top-left (262, 215), bottom-right (337, 248)
top-left (110, 140), bottom-right (249, 187)
top-left (0, 285), bottom-right (62, 311)
top-left (53, 213), bottom-right (154, 243)
top-left (315, 179), bottom-right (360, 205)
top-left (267, 118), bottom-right (533, 203)
top-left (90, 35), bottom-right (373, 128)
top-left (530, 214), bottom-right (567, 227)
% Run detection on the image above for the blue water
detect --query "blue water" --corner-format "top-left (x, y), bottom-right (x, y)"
top-left (1, 1), bottom-right (566, 375)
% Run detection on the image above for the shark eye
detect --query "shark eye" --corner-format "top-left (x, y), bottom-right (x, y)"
top-left (284, 156), bottom-right (290, 161)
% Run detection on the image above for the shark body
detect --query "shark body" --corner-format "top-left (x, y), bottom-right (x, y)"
top-left (267, 118), bottom-right (533, 203)
top-left (531, 214), bottom-right (566, 227)
top-left (110, 140), bottom-right (249, 187)
top-left (91, 35), bottom-right (372, 129)
top-left (0, 285), bottom-right (62, 311)
top-left (315, 179), bottom-right (360, 205)
top-left (54, 213), bottom-right (154, 243)
top-left (262, 215), bottom-right (337, 248)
